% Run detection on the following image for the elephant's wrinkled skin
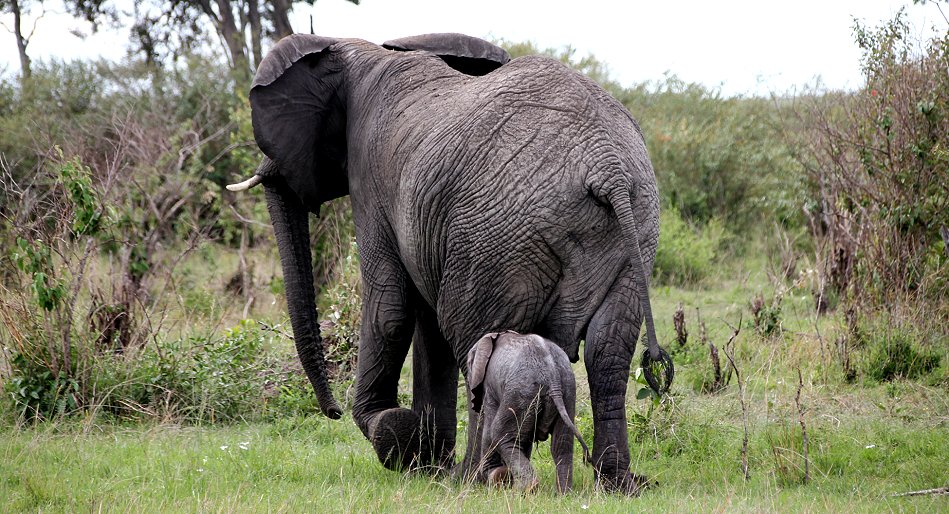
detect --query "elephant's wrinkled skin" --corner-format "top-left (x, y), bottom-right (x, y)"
top-left (244, 33), bottom-right (663, 493)
top-left (466, 331), bottom-right (591, 494)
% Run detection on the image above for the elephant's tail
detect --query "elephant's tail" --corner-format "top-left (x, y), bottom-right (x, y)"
top-left (541, 343), bottom-right (591, 465)
top-left (550, 387), bottom-right (591, 465)
top-left (603, 183), bottom-right (673, 395)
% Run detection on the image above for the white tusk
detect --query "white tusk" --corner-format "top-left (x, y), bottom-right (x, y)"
top-left (226, 175), bottom-right (263, 192)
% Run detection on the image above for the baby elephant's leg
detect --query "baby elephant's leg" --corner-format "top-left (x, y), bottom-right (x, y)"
top-left (487, 465), bottom-right (511, 487)
top-left (490, 400), bottom-right (538, 493)
top-left (551, 416), bottom-right (576, 493)
top-left (478, 400), bottom-right (507, 485)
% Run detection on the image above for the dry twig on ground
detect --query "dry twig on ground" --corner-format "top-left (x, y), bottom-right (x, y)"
top-left (796, 368), bottom-right (810, 484)
top-left (891, 486), bottom-right (949, 498)
top-left (721, 314), bottom-right (748, 481)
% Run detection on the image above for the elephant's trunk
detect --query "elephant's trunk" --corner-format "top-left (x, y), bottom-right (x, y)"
top-left (265, 180), bottom-right (343, 419)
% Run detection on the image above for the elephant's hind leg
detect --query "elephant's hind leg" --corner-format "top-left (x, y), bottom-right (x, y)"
top-left (584, 277), bottom-right (652, 495)
top-left (412, 302), bottom-right (458, 471)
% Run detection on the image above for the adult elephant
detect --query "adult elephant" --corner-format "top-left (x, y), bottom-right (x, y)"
top-left (229, 33), bottom-right (669, 494)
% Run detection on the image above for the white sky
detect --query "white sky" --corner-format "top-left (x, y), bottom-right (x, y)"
top-left (1, 0), bottom-right (945, 96)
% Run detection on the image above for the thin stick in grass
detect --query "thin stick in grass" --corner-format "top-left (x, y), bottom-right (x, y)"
top-left (796, 367), bottom-right (810, 484)
top-left (891, 486), bottom-right (949, 497)
top-left (721, 314), bottom-right (748, 481)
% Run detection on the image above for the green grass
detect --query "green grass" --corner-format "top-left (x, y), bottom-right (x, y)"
top-left (1, 249), bottom-right (946, 512)
top-left (1, 387), bottom-right (945, 512)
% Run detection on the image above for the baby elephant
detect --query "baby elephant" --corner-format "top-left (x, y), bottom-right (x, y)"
top-left (466, 331), bottom-right (590, 493)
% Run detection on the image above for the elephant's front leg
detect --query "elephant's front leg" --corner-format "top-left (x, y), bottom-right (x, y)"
top-left (412, 303), bottom-right (458, 470)
top-left (584, 284), bottom-right (652, 495)
top-left (351, 248), bottom-right (419, 471)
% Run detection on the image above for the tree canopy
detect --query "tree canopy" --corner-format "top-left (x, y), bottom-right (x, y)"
top-left (1, 0), bottom-right (360, 81)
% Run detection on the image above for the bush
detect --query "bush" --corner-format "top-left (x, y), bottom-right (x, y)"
top-left (863, 327), bottom-right (942, 383)
top-left (653, 207), bottom-right (724, 286)
top-left (4, 351), bottom-right (81, 420)
top-left (792, 11), bottom-right (949, 306)
top-left (750, 292), bottom-right (784, 338)
top-left (621, 78), bottom-right (804, 231)
top-left (0, 59), bottom-right (273, 422)
top-left (89, 319), bottom-right (305, 423)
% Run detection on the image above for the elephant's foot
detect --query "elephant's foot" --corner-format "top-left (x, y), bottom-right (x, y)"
top-left (487, 466), bottom-right (511, 487)
top-left (514, 474), bottom-right (539, 494)
top-left (596, 470), bottom-right (654, 496)
top-left (490, 466), bottom-right (537, 493)
top-left (368, 407), bottom-right (424, 472)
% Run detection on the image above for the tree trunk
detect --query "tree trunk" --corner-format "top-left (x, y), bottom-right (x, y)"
top-left (238, 0), bottom-right (249, 60)
top-left (248, 0), bottom-right (263, 67)
top-left (214, 0), bottom-right (249, 76)
top-left (11, 0), bottom-right (31, 80)
top-left (195, 0), bottom-right (250, 79)
top-left (272, 0), bottom-right (294, 39)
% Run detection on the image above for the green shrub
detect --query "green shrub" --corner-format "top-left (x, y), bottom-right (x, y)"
top-left (621, 78), bottom-right (804, 231)
top-left (864, 330), bottom-right (941, 382)
top-left (750, 292), bottom-right (784, 338)
top-left (2, 317), bottom-right (315, 424)
top-left (793, 12), bottom-right (949, 306)
top-left (182, 288), bottom-right (222, 320)
top-left (263, 364), bottom-right (321, 419)
top-left (4, 351), bottom-right (81, 420)
top-left (268, 275), bottom-right (285, 296)
top-left (90, 320), bottom-right (282, 422)
top-left (2, 156), bottom-right (108, 421)
top-left (653, 207), bottom-right (724, 286)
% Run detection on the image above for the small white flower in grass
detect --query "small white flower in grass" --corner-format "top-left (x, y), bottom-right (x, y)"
top-left (197, 468), bottom-right (205, 473)
top-left (865, 444), bottom-right (876, 449)
top-left (581, 504), bottom-right (589, 510)
top-left (239, 442), bottom-right (250, 450)
top-left (220, 445), bottom-right (228, 450)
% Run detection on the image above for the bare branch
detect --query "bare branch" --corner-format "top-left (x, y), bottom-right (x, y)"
top-left (721, 314), bottom-right (748, 481)
top-left (25, 2), bottom-right (48, 42)
top-left (891, 486), bottom-right (949, 498)
top-left (796, 368), bottom-right (811, 484)
top-left (229, 204), bottom-right (271, 229)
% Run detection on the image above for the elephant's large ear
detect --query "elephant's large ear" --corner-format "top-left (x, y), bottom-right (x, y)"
top-left (466, 332), bottom-right (499, 412)
top-left (252, 34), bottom-right (339, 88)
top-left (382, 33), bottom-right (510, 76)
top-left (250, 34), bottom-right (343, 210)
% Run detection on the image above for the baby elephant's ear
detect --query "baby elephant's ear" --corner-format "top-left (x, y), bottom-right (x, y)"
top-left (382, 33), bottom-right (510, 76)
top-left (466, 333), bottom-right (498, 412)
